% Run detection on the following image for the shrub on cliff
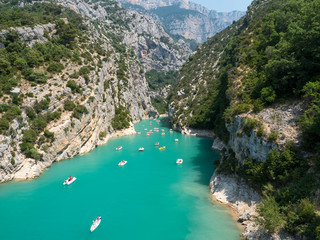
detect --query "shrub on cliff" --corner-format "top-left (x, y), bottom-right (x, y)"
top-left (72, 105), bottom-right (88, 119)
top-left (66, 80), bottom-right (82, 93)
top-left (47, 62), bottom-right (64, 73)
top-left (64, 100), bottom-right (76, 111)
top-left (256, 195), bottom-right (284, 233)
top-left (99, 131), bottom-right (107, 139)
top-left (111, 106), bottom-right (131, 130)
top-left (0, 118), bottom-right (9, 131)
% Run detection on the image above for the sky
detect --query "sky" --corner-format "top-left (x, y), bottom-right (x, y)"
top-left (191, 0), bottom-right (253, 12)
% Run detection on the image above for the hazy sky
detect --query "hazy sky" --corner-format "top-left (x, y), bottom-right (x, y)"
top-left (191, 0), bottom-right (253, 12)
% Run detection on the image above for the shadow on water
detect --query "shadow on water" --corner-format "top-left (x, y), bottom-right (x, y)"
top-left (159, 117), bottom-right (171, 128)
top-left (158, 116), bottom-right (220, 186)
top-left (190, 137), bottom-right (220, 186)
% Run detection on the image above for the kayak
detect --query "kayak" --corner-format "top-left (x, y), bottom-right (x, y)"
top-left (176, 159), bottom-right (183, 164)
top-left (90, 218), bottom-right (101, 232)
top-left (116, 146), bottom-right (122, 150)
top-left (118, 160), bottom-right (127, 166)
top-left (63, 177), bottom-right (77, 185)
top-left (159, 146), bottom-right (166, 150)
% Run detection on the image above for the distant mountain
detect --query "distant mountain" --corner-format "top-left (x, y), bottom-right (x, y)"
top-left (118, 0), bottom-right (245, 43)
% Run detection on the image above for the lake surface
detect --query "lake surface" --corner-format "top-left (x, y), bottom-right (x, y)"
top-left (0, 118), bottom-right (240, 240)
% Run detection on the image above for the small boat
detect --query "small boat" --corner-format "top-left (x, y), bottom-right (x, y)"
top-left (137, 132), bottom-right (141, 134)
top-left (139, 147), bottom-right (144, 151)
top-left (146, 134), bottom-right (150, 136)
top-left (175, 139), bottom-right (179, 142)
top-left (118, 160), bottom-right (127, 166)
top-left (159, 146), bottom-right (166, 150)
top-left (161, 129), bottom-right (164, 132)
top-left (144, 128), bottom-right (147, 131)
top-left (161, 133), bottom-right (165, 135)
top-left (155, 142), bottom-right (159, 146)
top-left (176, 159), bottom-right (183, 164)
top-left (90, 217), bottom-right (101, 232)
top-left (116, 146), bottom-right (123, 150)
top-left (63, 177), bottom-right (77, 185)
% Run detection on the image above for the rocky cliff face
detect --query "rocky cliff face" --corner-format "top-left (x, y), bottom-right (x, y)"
top-left (227, 102), bottom-right (304, 163)
top-left (0, 23), bottom-right (56, 47)
top-left (0, 0), bottom-right (189, 183)
top-left (58, 0), bottom-right (191, 71)
top-left (167, 0), bottom-right (312, 238)
top-left (0, 22), bottom-right (154, 182)
top-left (119, 0), bottom-right (244, 43)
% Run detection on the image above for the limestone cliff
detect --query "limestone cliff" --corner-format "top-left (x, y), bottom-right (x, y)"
top-left (57, 0), bottom-right (192, 71)
top-left (0, 0), bottom-right (189, 183)
top-left (119, 0), bottom-right (244, 43)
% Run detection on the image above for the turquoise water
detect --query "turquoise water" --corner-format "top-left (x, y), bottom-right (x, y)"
top-left (0, 118), bottom-right (240, 240)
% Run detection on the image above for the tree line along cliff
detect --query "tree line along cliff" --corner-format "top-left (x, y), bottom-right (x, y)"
top-left (0, 0), bottom-right (190, 182)
top-left (169, 0), bottom-right (320, 238)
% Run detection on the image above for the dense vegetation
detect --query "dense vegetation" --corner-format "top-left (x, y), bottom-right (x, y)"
top-left (146, 70), bottom-right (178, 114)
top-left (0, 1), bottom-right (88, 160)
top-left (146, 70), bottom-right (178, 91)
top-left (170, 0), bottom-right (320, 238)
top-left (111, 106), bottom-right (131, 130)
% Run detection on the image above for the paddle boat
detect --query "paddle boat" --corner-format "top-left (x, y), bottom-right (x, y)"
top-left (116, 146), bottom-right (123, 150)
top-left (139, 147), bottom-right (144, 151)
top-left (159, 146), bottom-right (166, 150)
top-left (63, 177), bottom-right (77, 185)
top-left (175, 139), bottom-right (179, 142)
top-left (90, 216), bottom-right (101, 232)
top-left (176, 159), bottom-right (183, 164)
top-left (118, 160), bottom-right (127, 166)
top-left (155, 142), bottom-right (159, 146)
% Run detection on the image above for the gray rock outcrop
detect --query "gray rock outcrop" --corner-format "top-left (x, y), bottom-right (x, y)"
top-left (119, 0), bottom-right (245, 43)
top-left (0, 23), bottom-right (55, 47)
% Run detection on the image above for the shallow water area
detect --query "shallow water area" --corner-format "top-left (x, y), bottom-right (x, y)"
top-left (0, 118), bottom-right (240, 240)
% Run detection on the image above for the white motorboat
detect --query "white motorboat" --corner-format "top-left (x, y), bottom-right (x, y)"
top-left (90, 217), bottom-right (101, 232)
top-left (176, 159), bottom-right (183, 164)
top-left (63, 177), bottom-right (77, 185)
top-left (118, 160), bottom-right (127, 166)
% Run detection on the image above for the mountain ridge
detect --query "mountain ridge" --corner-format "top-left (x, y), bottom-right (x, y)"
top-left (118, 0), bottom-right (245, 43)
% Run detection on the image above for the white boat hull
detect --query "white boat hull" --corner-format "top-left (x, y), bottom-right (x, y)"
top-left (176, 159), bottom-right (183, 164)
top-left (118, 161), bottom-right (127, 166)
top-left (90, 219), bottom-right (101, 232)
top-left (63, 177), bottom-right (77, 185)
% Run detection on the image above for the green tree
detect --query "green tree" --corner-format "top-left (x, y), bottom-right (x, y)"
top-left (256, 195), bottom-right (284, 233)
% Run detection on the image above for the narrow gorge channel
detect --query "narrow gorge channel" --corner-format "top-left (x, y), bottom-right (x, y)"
top-left (0, 119), bottom-right (241, 240)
